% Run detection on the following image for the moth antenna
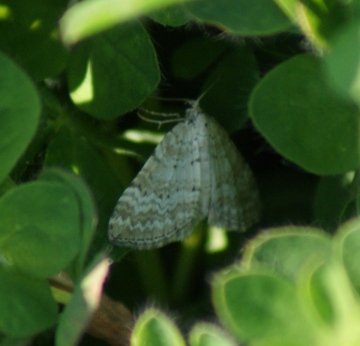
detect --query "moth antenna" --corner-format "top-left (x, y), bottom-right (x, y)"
top-left (137, 111), bottom-right (182, 129)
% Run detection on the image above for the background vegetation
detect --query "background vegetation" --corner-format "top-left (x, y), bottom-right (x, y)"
top-left (1, 0), bottom-right (360, 345)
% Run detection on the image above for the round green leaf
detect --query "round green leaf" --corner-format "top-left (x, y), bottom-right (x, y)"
top-left (212, 269), bottom-right (314, 344)
top-left (60, 0), bottom-right (191, 44)
top-left (185, 0), bottom-right (291, 36)
top-left (300, 261), bottom-right (360, 345)
top-left (39, 168), bottom-right (98, 280)
top-left (149, 4), bottom-right (192, 27)
top-left (250, 54), bottom-right (360, 175)
top-left (0, 181), bottom-right (81, 277)
top-left (131, 308), bottom-right (186, 346)
top-left (189, 323), bottom-right (236, 346)
top-left (67, 20), bottom-right (159, 119)
top-left (0, 269), bottom-right (57, 337)
top-left (334, 217), bottom-right (360, 292)
top-left (0, 53), bottom-right (40, 184)
top-left (242, 226), bottom-right (332, 282)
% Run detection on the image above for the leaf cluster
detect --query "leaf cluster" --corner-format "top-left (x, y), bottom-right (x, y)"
top-left (1, 0), bottom-right (360, 345)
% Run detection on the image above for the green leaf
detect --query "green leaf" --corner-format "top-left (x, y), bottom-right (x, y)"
top-left (67, 20), bottom-right (160, 119)
top-left (185, 0), bottom-right (292, 36)
top-left (273, 0), bottom-right (298, 22)
top-left (0, 268), bottom-right (57, 337)
top-left (334, 217), bottom-right (360, 292)
top-left (200, 46), bottom-right (259, 132)
top-left (172, 38), bottom-right (258, 131)
top-left (9, 87), bottom-right (67, 181)
top-left (290, 0), bottom-right (349, 49)
top-left (0, 177), bottom-right (15, 197)
top-left (60, 0), bottom-right (191, 45)
top-left (212, 268), bottom-right (314, 345)
top-left (299, 261), bottom-right (360, 345)
top-left (250, 54), bottom-right (360, 175)
top-left (0, 0), bottom-right (68, 80)
top-left (0, 335), bottom-right (31, 346)
top-left (189, 323), bottom-right (236, 346)
top-left (172, 36), bottom-right (229, 79)
top-left (56, 254), bottom-right (110, 346)
top-left (241, 226), bottom-right (332, 282)
top-left (131, 308), bottom-right (186, 346)
top-left (44, 126), bottom-right (125, 257)
top-left (0, 181), bottom-right (80, 278)
top-left (324, 21), bottom-right (360, 107)
top-left (39, 168), bottom-right (98, 280)
top-left (148, 4), bottom-right (192, 26)
top-left (0, 52), bottom-right (40, 184)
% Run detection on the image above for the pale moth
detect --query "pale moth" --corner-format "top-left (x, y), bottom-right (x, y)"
top-left (108, 97), bottom-right (260, 249)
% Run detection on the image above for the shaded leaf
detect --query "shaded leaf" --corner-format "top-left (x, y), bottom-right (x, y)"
top-left (60, 0), bottom-right (191, 44)
top-left (148, 4), bottom-right (191, 26)
top-left (0, 181), bottom-right (80, 277)
top-left (0, 0), bottom-right (68, 80)
top-left (39, 168), bottom-right (98, 280)
top-left (0, 269), bottom-right (57, 337)
top-left (67, 20), bottom-right (159, 119)
top-left (185, 0), bottom-right (291, 36)
top-left (250, 54), bottom-right (360, 175)
top-left (44, 126), bottom-right (127, 258)
top-left (0, 53), bottom-right (40, 184)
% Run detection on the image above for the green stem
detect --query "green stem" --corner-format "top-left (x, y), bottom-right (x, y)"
top-left (133, 250), bottom-right (169, 303)
top-left (170, 222), bottom-right (207, 306)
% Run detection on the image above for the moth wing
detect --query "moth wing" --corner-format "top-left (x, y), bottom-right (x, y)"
top-left (109, 121), bottom-right (203, 249)
top-left (206, 117), bottom-right (261, 231)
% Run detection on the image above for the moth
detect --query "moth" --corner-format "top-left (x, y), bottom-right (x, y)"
top-left (108, 99), bottom-right (260, 249)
